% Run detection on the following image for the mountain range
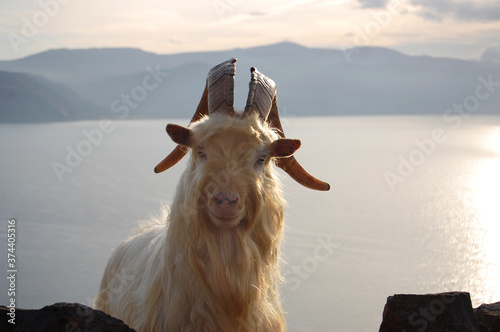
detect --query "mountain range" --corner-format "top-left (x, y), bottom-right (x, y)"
top-left (1, 42), bottom-right (499, 123)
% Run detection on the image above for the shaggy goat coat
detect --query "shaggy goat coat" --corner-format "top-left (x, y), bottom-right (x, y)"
top-left (94, 113), bottom-right (287, 331)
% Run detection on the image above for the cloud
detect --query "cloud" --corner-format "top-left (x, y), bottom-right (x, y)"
top-left (249, 11), bottom-right (267, 17)
top-left (409, 0), bottom-right (500, 22)
top-left (355, 0), bottom-right (500, 22)
top-left (356, 0), bottom-right (390, 9)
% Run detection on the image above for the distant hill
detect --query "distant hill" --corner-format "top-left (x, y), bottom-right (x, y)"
top-left (0, 42), bottom-right (499, 122)
top-left (0, 71), bottom-right (104, 123)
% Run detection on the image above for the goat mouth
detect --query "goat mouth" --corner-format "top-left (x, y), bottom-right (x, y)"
top-left (208, 208), bottom-right (244, 227)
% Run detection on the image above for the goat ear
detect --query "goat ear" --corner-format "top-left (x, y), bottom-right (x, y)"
top-left (270, 139), bottom-right (301, 158)
top-left (166, 124), bottom-right (193, 147)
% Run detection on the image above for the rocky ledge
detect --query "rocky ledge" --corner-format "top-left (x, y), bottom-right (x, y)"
top-left (0, 302), bottom-right (135, 332)
top-left (1, 292), bottom-right (499, 331)
top-left (379, 292), bottom-right (500, 332)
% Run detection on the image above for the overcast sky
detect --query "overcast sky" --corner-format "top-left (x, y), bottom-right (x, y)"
top-left (1, 0), bottom-right (500, 61)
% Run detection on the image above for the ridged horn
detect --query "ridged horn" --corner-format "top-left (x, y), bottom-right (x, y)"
top-left (244, 67), bottom-right (330, 191)
top-left (243, 67), bottom-right (275, 119)
top-left (207, 58), bottom-right (236, 115)
top-left (154, 58), bottom-right (236, 173)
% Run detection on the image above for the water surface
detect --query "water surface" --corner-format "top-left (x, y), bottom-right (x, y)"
top-left (1, 116), bottom-right (499, 331)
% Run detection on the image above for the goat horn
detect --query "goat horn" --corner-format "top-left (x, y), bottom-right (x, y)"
top-left (243, 67), bottom-right (275, 119)
top-left (154, 86), bottom-right (208, 173)
top-left (156, 58), bottom-right (236, 173)
top-left (208, 58), bottom-right (236, 115)
top-left (244, 67), bottom-right (330, 191)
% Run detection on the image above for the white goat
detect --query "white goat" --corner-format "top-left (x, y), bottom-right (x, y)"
top-left (94, 58), bottom-right (329, 332)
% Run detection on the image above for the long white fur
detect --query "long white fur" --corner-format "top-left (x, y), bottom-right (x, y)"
top-left (94, 112), bottom-right (287, 331)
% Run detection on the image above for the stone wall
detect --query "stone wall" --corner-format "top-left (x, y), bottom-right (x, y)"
top-left (0, 302), bottom-right (135, 332)
top-left (1, 292), bottom-right (499, 331)
top-left (379, 292), bottom-right (500, 332)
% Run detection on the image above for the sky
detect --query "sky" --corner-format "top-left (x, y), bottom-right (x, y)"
top-left (1, 0), bottom-right (500, 61)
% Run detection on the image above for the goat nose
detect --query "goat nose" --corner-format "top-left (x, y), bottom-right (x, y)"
top-left (213, 191), bottom-right (239, 207)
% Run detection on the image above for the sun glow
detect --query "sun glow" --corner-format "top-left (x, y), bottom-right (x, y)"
top-left (468, 128), bottom-right (500, 304)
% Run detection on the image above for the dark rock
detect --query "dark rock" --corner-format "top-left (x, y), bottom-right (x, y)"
top-left (0, 302), bottom-right (135, 332)
top-left (379, 292), bottom-right (480, 332)
top-left (475, 301), bottom-right (500, 332)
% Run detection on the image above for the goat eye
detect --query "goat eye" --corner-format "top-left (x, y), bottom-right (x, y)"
top-left (197, 150), bottom-right (207, 160)
top-left (255, 155), bottom-right (267, 167)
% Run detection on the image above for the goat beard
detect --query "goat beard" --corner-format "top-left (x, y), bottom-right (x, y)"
top-left (164, 171), bottom-right (283, 329)
top-left (182, 192), bottom-right (264, 321)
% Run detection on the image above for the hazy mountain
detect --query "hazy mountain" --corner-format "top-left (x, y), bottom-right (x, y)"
top-left (0, 71), bottom-right (104, 123)
top-left (0, 42), bottom-right (499, 122)
top-left (481, 44), bottom-right (500, 63)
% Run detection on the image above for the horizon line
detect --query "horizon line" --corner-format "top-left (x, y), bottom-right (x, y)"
top-left (0, 41), bottom-right (486, 63)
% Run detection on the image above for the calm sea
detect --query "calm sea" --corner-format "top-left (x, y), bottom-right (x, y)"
top-left (1, 115), bottom-right (499, 331)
